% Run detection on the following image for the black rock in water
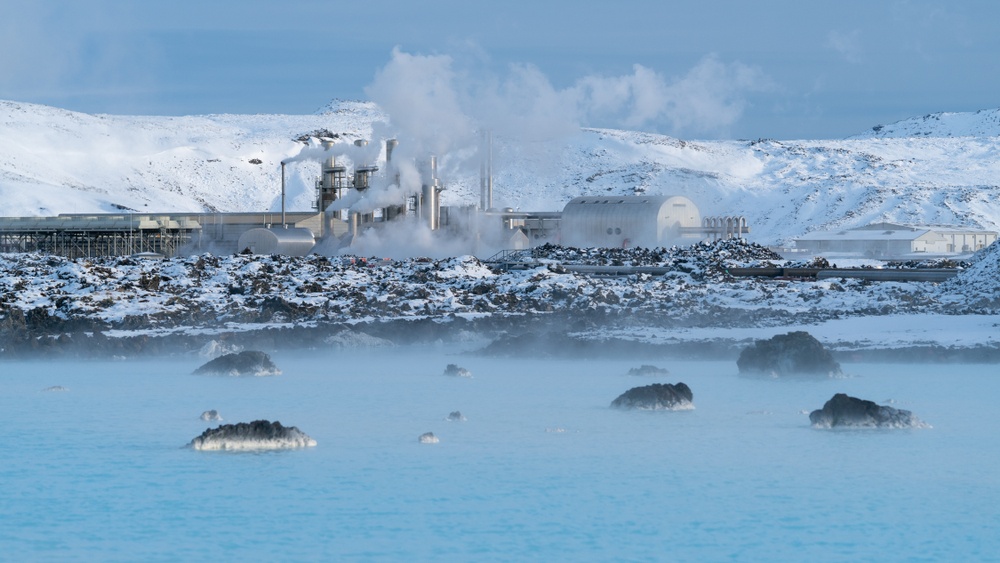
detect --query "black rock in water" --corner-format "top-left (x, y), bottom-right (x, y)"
top-left (443, 364), bottom-right (472, 378)
top-left (188, 420), bottom-right (316, 450)
top-left (447, 411), bottom-right (467, 422)
top-left (193, 351), bottom-right (281, 376)
top-left (626, 364), bottom-right (670, 377)
top-left (809, 393), bottom-right (929, 429)
top-left (200, 409), bottom-right (222, 421)
top-left (737, 331), bottom-right (842, 377)
top-left (610, 382), bottom-right (694, 410)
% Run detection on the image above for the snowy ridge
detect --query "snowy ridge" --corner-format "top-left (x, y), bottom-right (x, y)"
top-left (2, 100), bottom-right (1000, 245)
top-left (852, 109), bottom-right (1000, 139)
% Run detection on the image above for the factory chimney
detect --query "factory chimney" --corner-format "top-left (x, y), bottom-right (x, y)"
top-left (280, 161), bottom-right (286, 228)
top-left (480, 129), bottom-right (493, 211)
top-left (421, 155), bottom-right (441, 230)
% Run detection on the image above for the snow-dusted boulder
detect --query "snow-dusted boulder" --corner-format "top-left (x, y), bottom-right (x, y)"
top-left (610, 382), bottom-right (694, 410)
top-left (192, 351), bottom-right (281, 377)
top-left (809, 393), bottom-right (929, 429)
top-left (200, 409), bottom-right (222, 421)
top-left (446, 411), bottom-right (466, 422)
top-left (443, 364), bottom-right (472, 378)
top-left (627, 364), bottom-right (670, 377)
top-left (737, 331), bottom-right (842, 377)
top-left (418, 432), bottom-right (439, 444)
top-left (188, 420), bottom-right (316, 450)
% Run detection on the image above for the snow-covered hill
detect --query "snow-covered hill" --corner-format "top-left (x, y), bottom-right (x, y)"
top-left (2, 99), bottom-right (1000, 246)
top-left (851, 108), bottom-right (1000, 139)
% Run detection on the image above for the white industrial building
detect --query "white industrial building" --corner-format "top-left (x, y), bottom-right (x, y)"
top-left (559, 195), bottom-right (704, 249)
top-left (794, 222), bottom-right (997, 258)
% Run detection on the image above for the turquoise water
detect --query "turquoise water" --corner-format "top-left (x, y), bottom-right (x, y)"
top-left (2, 349), bottom-right (998, 561)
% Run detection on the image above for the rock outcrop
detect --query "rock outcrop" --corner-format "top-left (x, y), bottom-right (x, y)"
top-left (626, 364), bottom-right (670, 377)
top-left (192, 351), bottom-right (281, 376)
top-left (610, 382), bottom-right (694, 410)
top-left (737, 331), bottom-right (842, 377)
top-left (200, 409), bottom-right (222, 421)
top-left (809, 393), bottom-right (929, 429)
top-left (188, 420), bottom-right (316, 450)
top-left (443, 364), bottom-right (472, 378)
top-left (446, 411), bottom-right (466, 422)
top-left (418, 432), bottom-right (439, 444)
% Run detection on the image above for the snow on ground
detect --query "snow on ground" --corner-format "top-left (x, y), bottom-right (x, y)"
top-left (2, 238), bottom-right (999, 353)
top-left (3, 100), bottom-right (1000, 355)
top-left (2, 100), bottom-right (1000, 247)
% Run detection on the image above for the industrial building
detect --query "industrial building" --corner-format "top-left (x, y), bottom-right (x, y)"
top-left (0, 134), bottom-right (751, 258)
top-left (794, 222), bottom-right (997, 258)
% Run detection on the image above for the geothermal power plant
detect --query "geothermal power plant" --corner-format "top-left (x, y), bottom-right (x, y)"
top-left (0, 133), bottom-right (750, 259)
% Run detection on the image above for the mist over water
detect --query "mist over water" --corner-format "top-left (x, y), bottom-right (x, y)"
top-left (2, 348), bottom-right (998, 560)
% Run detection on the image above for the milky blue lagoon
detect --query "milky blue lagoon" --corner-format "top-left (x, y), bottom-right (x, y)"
top-left (2, 348), bottom-right (998, 561)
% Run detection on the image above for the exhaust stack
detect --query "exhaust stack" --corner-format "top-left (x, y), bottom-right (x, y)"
top-left (480, 129), bottom-right (493, 210)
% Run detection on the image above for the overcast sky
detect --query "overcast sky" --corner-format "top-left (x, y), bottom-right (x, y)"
top-left (1, 0), bottom-right (997, 140)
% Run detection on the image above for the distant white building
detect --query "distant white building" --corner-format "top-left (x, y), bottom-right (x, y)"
top-left (794, 222), bottom-right (997, 258)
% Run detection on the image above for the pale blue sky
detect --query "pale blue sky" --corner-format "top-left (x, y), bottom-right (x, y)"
top-left (1, 0), bottom-right (997, 139)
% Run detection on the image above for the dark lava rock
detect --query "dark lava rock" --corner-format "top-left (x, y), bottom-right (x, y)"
top-left (418, 432), bottom-right (439, 444)
top-left (443, 364), bottom-right (472, 377)
top-left (188, 420), bottom-right (316, 450)
top-left (447, 411), bottom-right (467, 422)
top-left (192, 351), bottom-right (281, 376)
top-left (809, 393), bottom-right (929, 429)
top-left (610, 382), bottom-right (694, 410)
top-left (737, 331), bottom-right (842, 377)
top-left (627, 364), bottom-right (670, 377)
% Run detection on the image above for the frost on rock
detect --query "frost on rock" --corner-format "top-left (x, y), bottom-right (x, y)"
top-left (192, 351), bottom-right (281, 377)
top-left (737, 331), bottom-right (842, 377)
top-left (610, 382), bottom-right (694, 410)
top-left (809, 393), bottom-right (930, 429)
top-left (418, 432), bottom-right (440, 444)
top-left (188, 420), bottom-right (317, 450)
top-left (200, 409), bottom-right (222, 421)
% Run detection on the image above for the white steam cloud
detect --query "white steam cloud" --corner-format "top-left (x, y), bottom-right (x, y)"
top-left (366, 47), bottom-right (771, 144)
top-left (286, 47), bottom-right (769, 258)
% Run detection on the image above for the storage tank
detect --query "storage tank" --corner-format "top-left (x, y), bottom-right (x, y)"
top-left (237, 227), bottom-right (315, 256)
top-left (560, 195), bottom-right (700, 249)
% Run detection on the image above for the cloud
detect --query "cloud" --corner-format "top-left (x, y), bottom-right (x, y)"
top-left (827, 30), bottom-right (864, 63)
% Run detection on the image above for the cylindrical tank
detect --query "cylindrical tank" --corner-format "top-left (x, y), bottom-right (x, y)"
top-left (560, 195), bottom-right (700, 249)
top-left (237, 227), bottom-right (315, 256)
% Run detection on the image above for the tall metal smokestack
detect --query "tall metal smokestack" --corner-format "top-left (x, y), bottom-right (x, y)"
top-left (422, 155), bottom-right (441, 230)
top-left (386, 139), bottom-right (398, 164)
top-left (480, 129), bottom-right (493, 210)
top-left (281, 161), bottom-right (286, 228)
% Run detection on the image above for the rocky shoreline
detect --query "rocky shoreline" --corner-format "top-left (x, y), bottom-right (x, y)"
top-left (3, 238), bottom-right (1000, 361)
